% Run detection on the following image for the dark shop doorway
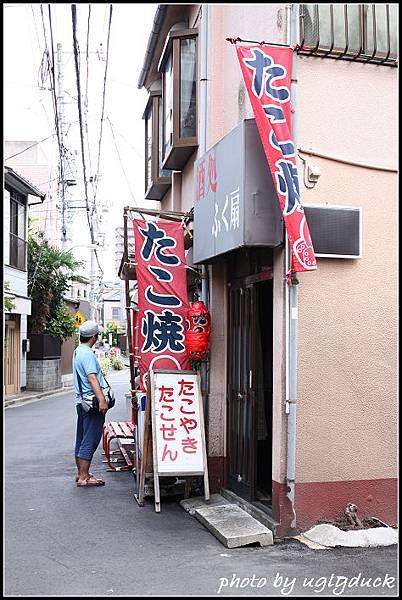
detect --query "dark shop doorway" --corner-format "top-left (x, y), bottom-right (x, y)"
top-left (227, 249), bottom-right (273, 511)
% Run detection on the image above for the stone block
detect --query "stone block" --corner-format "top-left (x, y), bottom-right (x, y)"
top-left (194, 504), bottom-right (274, 548)
top-left (26, 358), bottom-right (62, 392)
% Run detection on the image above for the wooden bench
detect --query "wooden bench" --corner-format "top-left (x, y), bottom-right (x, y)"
top-left (102, 421), bottom-right (135, 471)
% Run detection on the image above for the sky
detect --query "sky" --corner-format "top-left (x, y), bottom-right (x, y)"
top-left (4, 3), bottom-right (158, 282)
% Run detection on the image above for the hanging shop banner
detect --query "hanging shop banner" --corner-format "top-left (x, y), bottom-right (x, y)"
top-left (235, 42), bottom-right (317, 275)
top-left (132, 219), bottom-right (190, 390)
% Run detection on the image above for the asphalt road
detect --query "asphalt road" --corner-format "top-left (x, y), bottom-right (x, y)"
top-left (5, 369), bottom-right (399, 597)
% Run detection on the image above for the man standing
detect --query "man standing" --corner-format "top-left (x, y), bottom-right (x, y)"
top-left (73, 320), bottom-right (109, 487)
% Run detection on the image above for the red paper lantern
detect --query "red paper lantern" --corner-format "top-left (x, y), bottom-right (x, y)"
top-left (184, 301), bottom-right (211, 361)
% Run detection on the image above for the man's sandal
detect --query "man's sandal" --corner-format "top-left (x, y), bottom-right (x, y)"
top-left (75, 473), bottom-right (94, 483)
top-left (76, 476), bottom-right (105, 487)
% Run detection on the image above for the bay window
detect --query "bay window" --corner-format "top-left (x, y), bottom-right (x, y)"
top-left (143, 92), bottom-right (171, 201)
top-left (159, 29), bottom-right (198, 170)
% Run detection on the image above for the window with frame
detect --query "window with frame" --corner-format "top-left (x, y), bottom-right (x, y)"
top-left (112, 307), bottom-right (121, 321)
top-left (159, 29), bottom-right (198, 171)
top-left (8, 187), bottom-right (27, 271)
top-left (144, 92), bottom-right (172, 200)
top-left (299, 4), bottom-right (398, 66)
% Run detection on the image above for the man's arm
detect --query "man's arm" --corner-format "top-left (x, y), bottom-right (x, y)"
top-left (87, 373), bottom-right (108, 414)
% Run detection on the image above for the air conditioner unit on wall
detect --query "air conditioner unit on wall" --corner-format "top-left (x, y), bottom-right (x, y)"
top-left (303, 205), bottom-right (362, 259)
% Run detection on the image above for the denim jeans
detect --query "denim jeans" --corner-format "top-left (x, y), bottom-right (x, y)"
top-left (75, 404), bottom-right (105, 460)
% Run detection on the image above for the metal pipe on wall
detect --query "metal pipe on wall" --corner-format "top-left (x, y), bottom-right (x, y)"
top-left (199, 5), bottom-right (210, 432)
top-left (285, 2), bottom-right (299, 531)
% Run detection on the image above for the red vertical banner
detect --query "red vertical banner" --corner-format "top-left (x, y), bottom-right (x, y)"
top-left (235, 42), bottom-right (317, 276)
top-left (132, 219), bottom-right (190, 390)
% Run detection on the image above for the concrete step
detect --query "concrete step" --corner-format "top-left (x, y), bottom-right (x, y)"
top-left (221, 488), bottom-right (279, 536)
top-left (181, 494), bottom-right (274, 548)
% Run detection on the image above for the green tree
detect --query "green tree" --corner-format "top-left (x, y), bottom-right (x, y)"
top-left (45, 302), bottom-right (77, 341)
top-left (4, 282), bottom-right (15, 312)
top-left (28, 229), bottom-right (82, 341)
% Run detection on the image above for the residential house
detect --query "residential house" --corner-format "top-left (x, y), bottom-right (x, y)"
top-left (103, 287), bottom-right (124, 331)
top-left (4, 166), bottom-right (45, 397)
top-left (69, 275), bottom-right (91, 306)
top-left (5, 140), bottom-right (60, 248)
top-left (136, 4), bottom-right (398, 535)
top-left (5, 142), bottom-right (85, 391)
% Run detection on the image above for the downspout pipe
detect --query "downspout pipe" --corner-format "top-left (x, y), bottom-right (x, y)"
top-left (199, 5), bottom-right (209, 429)
top-left (285, 3), bottom-right (299, 532)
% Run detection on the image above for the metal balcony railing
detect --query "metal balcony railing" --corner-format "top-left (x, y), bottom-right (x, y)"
top-left (299, 4), bottom-right (398, 67)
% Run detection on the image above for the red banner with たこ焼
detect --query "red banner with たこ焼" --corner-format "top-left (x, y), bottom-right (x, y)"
top-left (132, 219), bottom-right (190, 390)
top-left (235, 42), bottom-right (317, 276)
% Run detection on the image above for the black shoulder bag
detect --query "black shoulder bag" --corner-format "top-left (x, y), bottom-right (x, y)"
top-left (74, 350), bottom-right (115, 412)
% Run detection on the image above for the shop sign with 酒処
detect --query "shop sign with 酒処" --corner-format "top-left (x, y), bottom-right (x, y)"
top-left (193, 119), bottom-right (284, 264)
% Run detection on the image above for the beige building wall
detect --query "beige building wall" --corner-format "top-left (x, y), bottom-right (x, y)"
top-left (206, 5), bottom-right (288, 153)
top-left (295, 57), bottom-right (398, 484)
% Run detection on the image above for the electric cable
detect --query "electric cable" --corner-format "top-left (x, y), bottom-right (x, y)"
top-left (93, 4), bottom-right (113, 205)
top-left (84, 4), bottom-right (96, 200)
top-left (71, 4), bottom-right (104, 281)
top-left (107, 117), bottom-right (138, 206)
top-left (46, 4), bottom-right (68, 239)
top-left (72, 4), bottom-right (93, 237)
top-left (5, 134), bottom-right (57, 160)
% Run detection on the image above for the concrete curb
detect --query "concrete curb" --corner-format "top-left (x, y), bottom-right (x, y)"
top-left (4, 368), bottom-right (131, 409)
top-left (4, 386), bottom-right (73, 408)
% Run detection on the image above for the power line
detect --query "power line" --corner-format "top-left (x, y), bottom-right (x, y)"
top-left (107, 119), bottom-right (143, 158)
top-left (93, 4), bottom-right (113, 204)
top-left (28, 167), bottom-right (63, 296)
top-left (26, 4), bottom-right (65, 290)
top-left (107, 117), bottom-right (138, 206)
top-left (84, 4), bottom-right (96, 200)
top-left (71, 4), bottom-right (104, 283)
top-left (29, 4), bottom-right (43, 57)
top-left (71, 4), bottom-right (92, 235)
top-left (44, 4), bottom-right (67, 233)
top-left (84, 4), bottom-right (91, 111)
top-left (5, 134), bottom-right (57, 160)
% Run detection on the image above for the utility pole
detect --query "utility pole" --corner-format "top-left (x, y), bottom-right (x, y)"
top-left (57, 42), bottom-right (79, 250)
top-left (56, 42), bottom-right (68, 249)
top-left (58, 24), bottom-right (104, 316)
top-left (90, 210), bottom-right (98, 320)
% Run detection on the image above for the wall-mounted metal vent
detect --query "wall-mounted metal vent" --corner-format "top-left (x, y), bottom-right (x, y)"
top-left (304, 205), bottom-right (362, 258)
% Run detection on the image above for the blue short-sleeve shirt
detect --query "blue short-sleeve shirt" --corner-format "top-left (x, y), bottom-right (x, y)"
top-left (73, 344), bottom-right (105, 405)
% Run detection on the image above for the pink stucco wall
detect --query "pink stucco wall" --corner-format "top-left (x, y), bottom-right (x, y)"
top-left (295, 58), bottom-right (398, 484)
